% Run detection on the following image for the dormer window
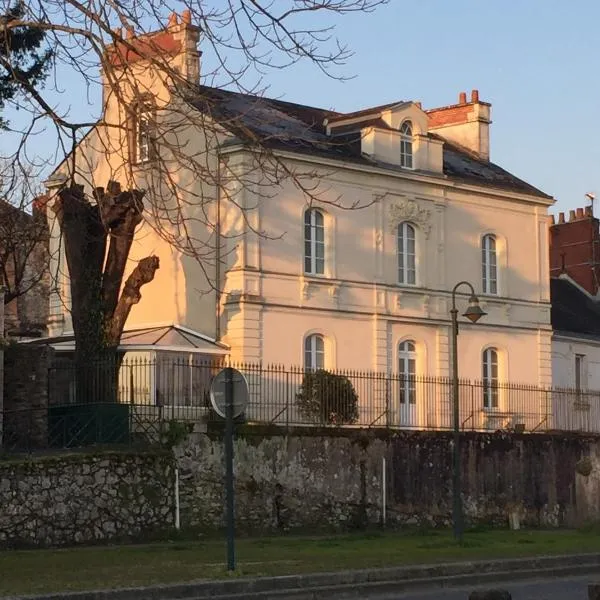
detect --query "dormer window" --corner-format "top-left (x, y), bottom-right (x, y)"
top-left (399, 120), bottom-right (413, 168)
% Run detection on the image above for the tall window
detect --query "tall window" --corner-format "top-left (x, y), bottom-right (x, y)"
top-left (575, 354), bottom-right (585, 393)
top-left (399, 340), bottom-right (416, 405)
top-left (133, 100), bottom-right (155, 163)
top-left (400, 120), bottom-right (413, 168)
top-left (482, 348), bottom-right (499, 409)
top-left (304, 334), bottom-right (325, 370)
top-left (397, 222), bottom-right (416, 285)
top-left (304, 209), bottom-right (325, 275)
top-left (482, 234), bottom-right (498, 294)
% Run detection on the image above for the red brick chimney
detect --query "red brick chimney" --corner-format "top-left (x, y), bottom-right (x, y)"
top-left (549, 205), bottom-right (600, 295)
top-left (426, 89), bottom-right (492, 161)
top-left (105, 10), bottom-right (201, 83)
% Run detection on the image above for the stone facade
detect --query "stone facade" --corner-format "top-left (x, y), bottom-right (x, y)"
top-left (1, 201), bottom-right (49, 339)
top-left (0, 450), bottom-right (173, 547)
top-left (3, 345), bottom-right (53, 449)
top-left (176, 429), bottom-right (600, 533)
top-left (2, 430), bottom-right (600, 548)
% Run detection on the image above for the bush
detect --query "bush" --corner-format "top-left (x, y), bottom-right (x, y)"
top-left (296, 369), bottom-right (359, 425)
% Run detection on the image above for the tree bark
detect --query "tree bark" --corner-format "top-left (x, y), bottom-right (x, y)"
top-left (52, 181), bottom-right (159, 404)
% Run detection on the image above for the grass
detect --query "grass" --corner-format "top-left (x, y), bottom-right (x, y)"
top-left (2, 528), bottom-right (600, 597)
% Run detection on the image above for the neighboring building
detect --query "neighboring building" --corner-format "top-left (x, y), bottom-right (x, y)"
top-left (0, 198), bottom-right (48, 339)
top-left (43, 14), bottom-right (555, 427)
top-left (549, 207), bottom-right (600, 392)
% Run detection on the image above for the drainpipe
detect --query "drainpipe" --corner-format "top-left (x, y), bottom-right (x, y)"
top-left (215, 159), bottom-right (223, 341)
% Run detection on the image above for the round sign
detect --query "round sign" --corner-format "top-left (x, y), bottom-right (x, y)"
top-left (210, 367), bottom-right (249, 419)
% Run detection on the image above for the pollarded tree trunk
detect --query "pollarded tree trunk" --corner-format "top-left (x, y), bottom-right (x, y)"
top-left (52, 181), bottom-right (159, 403)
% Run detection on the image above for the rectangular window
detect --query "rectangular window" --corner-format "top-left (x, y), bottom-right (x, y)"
top-left (483, 348), bottom-right (499, 409)
top-left (575, 354), bottom-right (585, 393)
top-left (133, 101), bottom-right (155, 163)
top-left (304, 209), bottom-right (325, 275)
top-left (398, 223), bottom-right (416, 285)
top-left (482, 235), bottom-right (498, 295)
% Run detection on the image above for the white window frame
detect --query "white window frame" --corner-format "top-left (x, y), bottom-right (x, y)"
top-left (398, 340), bottom-right (416, 405)
top-left (482, 234), bottom-right (498, 295)
top-left (575, 354), bottom-right (586, 393)
top-left (304, 334), bottom-right (325, 370)
top-left (400, 120), bottom-right (413, 169)
top-left (134, 101), bottom-right (155, 163)
top-left (482, 347), bottom-right (499, 409)
top-left (304, 208), bottom-right (325, 275)
top-left (397, 222), bottom-right (417, 285)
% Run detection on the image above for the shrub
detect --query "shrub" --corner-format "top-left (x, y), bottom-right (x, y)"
top-left (296, 369), bottom-right (359, 425)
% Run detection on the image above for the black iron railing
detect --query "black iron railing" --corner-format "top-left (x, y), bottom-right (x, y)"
top-left (2, 357), bottom-right (600, 452)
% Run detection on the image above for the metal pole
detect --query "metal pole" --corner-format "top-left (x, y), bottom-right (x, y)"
top-left (224, 367), bottom-right (236, 571)
top-left (451, 305), bottom-right (463, 543)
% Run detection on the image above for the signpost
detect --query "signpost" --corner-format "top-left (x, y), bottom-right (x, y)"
top-left (210, 367), bottom-right (249, 572)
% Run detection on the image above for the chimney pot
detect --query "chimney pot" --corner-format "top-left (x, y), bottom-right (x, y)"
top-left (459, 92), bottom-right (467, 104)
top-left (471, 89), bottom-right (479, 103)
top-left (182, 9), bottom-right (192, 24)
top-left (569, 210), bottom-right (577, 222)
top-left (168, 12), bottom-right (179, 27)
top-left (551, 214), bottom-right (556, 225)
top-left (577, 207), bottom-right (585, 219)
top-left (113, 27), bottom-right (122, 38)
top-left (125, 26), bottom-right (134, 39)
top-left (558, 212), bottom-right (565, 224)
top-left (585, 205), bottom-right (593, 217)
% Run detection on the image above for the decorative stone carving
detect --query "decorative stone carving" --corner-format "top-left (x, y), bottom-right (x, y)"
top-left (300, 279), bottom-right (311, 301)
top-left (388, 199), bottom-right (432, 238)
top-left (395, 292), bottom-right (403, 311)
top-left (328, 283), bottom-right (340, 306)
top-left (422, 295), bottom-right (431, 318)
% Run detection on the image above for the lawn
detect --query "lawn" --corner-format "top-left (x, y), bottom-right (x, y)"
top-left (2, 529), bottom-right (600, 597)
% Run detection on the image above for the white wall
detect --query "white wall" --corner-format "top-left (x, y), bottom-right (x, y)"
top-left (552, 335), bottom-right (600, 391)
top-left (221, 150), bottom-right (553, 387)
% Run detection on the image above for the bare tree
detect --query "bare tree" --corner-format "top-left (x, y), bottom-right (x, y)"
top-left (0, 0), bottom-right (387, 363)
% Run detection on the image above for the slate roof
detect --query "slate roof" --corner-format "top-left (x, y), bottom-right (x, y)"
top-left (189, 86), bottom-right (552, 199)
top-left (550, 277), bottom-right (600, 338)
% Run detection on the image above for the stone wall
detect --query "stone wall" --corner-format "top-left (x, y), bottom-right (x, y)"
top-left (0, 450), bottom-right (174, 547)
top-left (3, 345), bottom-right (53, 450)
top-left (2, 429), bottom-right (600, 548)
top-left (176, 429), bottom-right (600, 533)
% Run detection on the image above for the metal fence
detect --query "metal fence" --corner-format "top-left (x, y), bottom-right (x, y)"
top-left (3, 357), bottom-right (600, 452)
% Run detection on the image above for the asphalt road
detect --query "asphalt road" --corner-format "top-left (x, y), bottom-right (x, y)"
top-left (389, 575), bottom-right (595, 599)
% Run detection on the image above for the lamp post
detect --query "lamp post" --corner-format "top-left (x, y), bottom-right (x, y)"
top-left (450, 281), bottom-right (486, 542)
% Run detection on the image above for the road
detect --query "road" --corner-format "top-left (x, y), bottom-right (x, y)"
top-left (388, 575), bottom-right (594, 599)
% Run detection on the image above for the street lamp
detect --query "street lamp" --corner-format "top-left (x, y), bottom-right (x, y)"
top-left (450, 281), bottom-right (486, 542)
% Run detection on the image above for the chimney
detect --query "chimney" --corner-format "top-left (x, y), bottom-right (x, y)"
top-left (550, 206), bottom-right (600, 295)
top-left (426, 89), bottom-right (492, 161)
top-left (105, 12), bottom-right (201, 84)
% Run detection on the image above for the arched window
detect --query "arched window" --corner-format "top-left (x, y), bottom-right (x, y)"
top-left (304, 209), bottom-right (325, 275)
top-left (304, 334), bottom-right (325, 370)
top-left (132, 98), bottom-right (156, 163)
top-left (482, 234), bottom-right (497, 295)
top-left (482, 347), bottom-right (499, 408)
top-left (397, 222), bottom-right (416, 285)
top-left (399, 340), bottom-right (417, 405)
top-left (400, 120), bottom-right (413, 168)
